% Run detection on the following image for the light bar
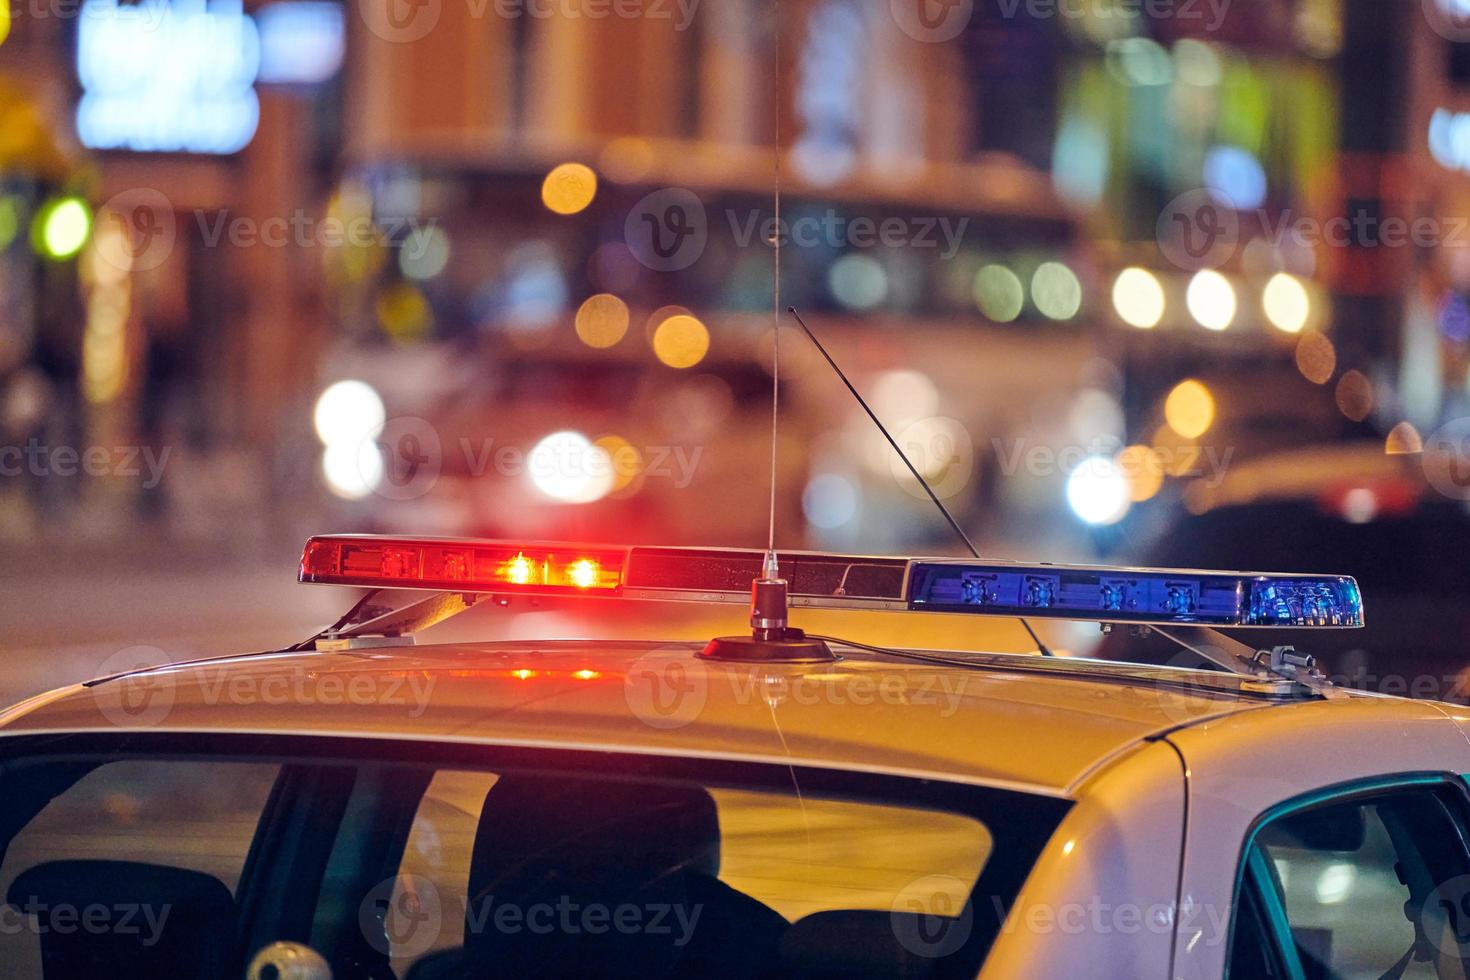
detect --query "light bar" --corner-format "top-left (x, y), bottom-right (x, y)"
top-left (300, 537), bottom-right (625, 593)
top-left (298, 536), bottom-right (1364, 628)
top-left (906, 562), bottom-right (1363, 628)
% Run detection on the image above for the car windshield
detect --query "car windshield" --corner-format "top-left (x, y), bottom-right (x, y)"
top-left (0, 736), bottom-right (1068, 979)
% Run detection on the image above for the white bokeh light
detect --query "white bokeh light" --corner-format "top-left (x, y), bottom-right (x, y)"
top-left (1066, 455), bottom-right (1132, 526)
top-left (528, 430), bottom-right (616, 504)
top-left (313, 380), bottom-right (385, 447)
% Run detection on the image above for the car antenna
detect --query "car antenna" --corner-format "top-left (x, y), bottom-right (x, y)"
top-left (704, 0), bottom-right (833, 664)
top-left (785, 306), bottom-right (1056, 658)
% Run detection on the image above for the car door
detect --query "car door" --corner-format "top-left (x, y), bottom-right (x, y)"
top-left (1168, 696), bottom-right (1470, 980)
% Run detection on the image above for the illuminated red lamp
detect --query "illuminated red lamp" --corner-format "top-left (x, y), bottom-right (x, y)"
top-left (299, 536), bottom-right (625, 594)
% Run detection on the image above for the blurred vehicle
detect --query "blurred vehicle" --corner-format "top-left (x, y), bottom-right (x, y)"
top-left (1104, 442), bottom-right (1470, 701)
top-left (313, 338), bottom-right (797, 546)
top-left (306, 163), bottom-right (1092, 550)
top-left (1, 534), bottom-right (1468, 979)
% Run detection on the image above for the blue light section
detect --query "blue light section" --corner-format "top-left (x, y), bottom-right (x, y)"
top-left (907, 563), bottom-right (1364, 628)
top-left (1247, 578), bottom-right (1363, 627)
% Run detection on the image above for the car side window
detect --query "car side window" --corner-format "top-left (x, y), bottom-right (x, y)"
top-left (0, 759), bottom-right (281, 976)
top-left (1230, 785), bottom-right (1470, 980)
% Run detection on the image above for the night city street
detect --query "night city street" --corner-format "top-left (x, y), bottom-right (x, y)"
top-left (7, 0), bottom-right (1470, 977)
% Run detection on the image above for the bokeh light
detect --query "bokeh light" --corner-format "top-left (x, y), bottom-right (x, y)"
top-left (375, 283), bottom-right (432, 342)
top-left (1112, 267), bottom-right (1166, 329)
top-left (1115, 444), bottom-right (1165, 502)
top-left (1186, 270), bottom-right (1236, 331)
top-left (321, 441), bottom-right (381, 500)
top-left (1066, 455), bottom-right (1131, 526)
top-left (36, 197), bottom-right (92, 259)
top-left (974, 264), bottom-right (1024, 322)
top-left (1164, 379), bottom-right (1215, 439)
top-left (828, 254), bottom-right (888, 310)
top-left (574, 293), bottom-right (630, 349)
top-left (313, 380), bottom-right (385, 447)
top-left (870, 369), bottom-right (939, 425)
top-left (1031, 262), bottom-right (1082, 320)
top-left (1385, 421), bottom-right (1423, 455)
top-left (1262, 272), bottom-right (1310, 334)
top-left (541, 162), bottom-right (598, 216)
top-left (528, 430), bottom-right (615, 503)
top-left (803, 472), bottom-right (860, 529)
top-left (1335, 369), bottom-right (1374, 421)
top-left (594, 434), bottom-right (642, 492)
top-left (398, 226), bottom-right (451, 281)
top-left (1296, 331), bottom-right (1337, 384)
top-left (651, 313), bottom-right (710, 369)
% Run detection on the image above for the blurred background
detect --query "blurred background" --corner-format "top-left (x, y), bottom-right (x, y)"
top-left (4, 0), bottom-right (1470, 699)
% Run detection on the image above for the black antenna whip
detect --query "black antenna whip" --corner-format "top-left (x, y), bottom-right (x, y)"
top-left (786, 307), bottom-right (1055, 657)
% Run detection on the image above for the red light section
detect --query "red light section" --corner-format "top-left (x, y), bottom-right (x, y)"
top-left (300, 536), bottom-right (625, 594)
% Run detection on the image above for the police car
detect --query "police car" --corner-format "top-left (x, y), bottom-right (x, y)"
top-left (0, 534), bottom-right (1467, 980)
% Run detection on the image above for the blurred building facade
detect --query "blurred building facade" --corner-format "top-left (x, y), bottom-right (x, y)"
top-left (3, 0), bottom-right (1463, 556)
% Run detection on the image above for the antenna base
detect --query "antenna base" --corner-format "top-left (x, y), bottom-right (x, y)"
top-left (700, 630), bottom-right (835, 664)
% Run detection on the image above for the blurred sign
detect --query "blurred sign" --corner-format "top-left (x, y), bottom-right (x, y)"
top-left (76, 0), bottom-right (260, 154)
top-left (256, 2), bottom-right (344, 85)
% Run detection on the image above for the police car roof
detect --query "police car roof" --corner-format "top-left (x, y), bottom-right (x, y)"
top-left (0, 639), bottom-right (1330, 797)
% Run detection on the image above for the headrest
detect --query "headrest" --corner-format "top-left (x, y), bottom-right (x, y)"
top-left (7, 860), bottom-right (239, 980)
top-left (462, 774), bottom-right (722, 978)
top-left (778, 910), bottom-right (952, 978)
top-left (470, 774), bottom-right (721, 887)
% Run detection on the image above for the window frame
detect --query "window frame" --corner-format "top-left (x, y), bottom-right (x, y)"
top-left (1223, 773), bottom-right (1470, 979)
